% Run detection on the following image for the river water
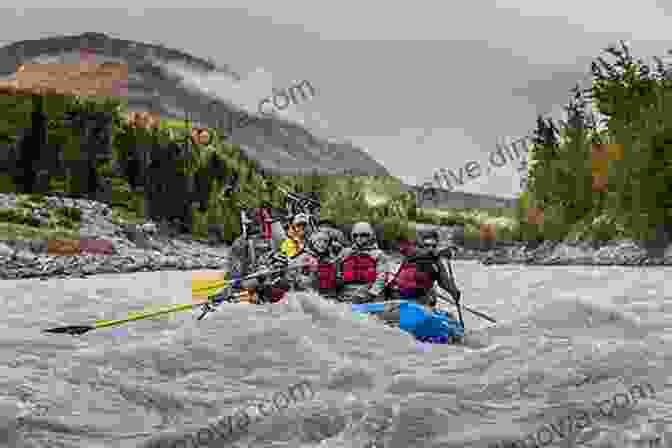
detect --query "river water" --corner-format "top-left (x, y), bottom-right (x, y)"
top-left (1, 261), bottom-right (670, 447)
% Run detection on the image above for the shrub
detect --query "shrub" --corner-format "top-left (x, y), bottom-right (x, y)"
top-left (0, 208), bottom-right (41, 227)
top-left (54, 206), bottom-right (82, 223)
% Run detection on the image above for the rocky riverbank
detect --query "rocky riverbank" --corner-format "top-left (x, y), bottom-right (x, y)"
top-left (476, 239), bottom-right (672, 266)
top-left (0, 193), bottom-right (231, 280)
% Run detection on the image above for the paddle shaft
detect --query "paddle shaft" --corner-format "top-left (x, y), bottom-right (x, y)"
top-left (102, 263), bottom-right (312, 327)
top-left (444, 259), bottom-right (465, 328)
top-left (435, 290), bottom-right (496, 323)
top-left (95, 302), bottom-right (196, 329)
top-left (48, 263), bottom-right (313, 335)
top-left (192, 263), bottom-right (310, 294)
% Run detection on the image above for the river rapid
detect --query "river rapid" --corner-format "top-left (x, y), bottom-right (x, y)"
top-left (1, 261), bottom-right (670, 447)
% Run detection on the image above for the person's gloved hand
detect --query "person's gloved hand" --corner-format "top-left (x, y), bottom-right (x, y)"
top-left (212, 286), bottom-right (234, 305)
top-left (271, 276), bottom-right (291, 291)
top-left (231, 273), bottom-right (242, 289)
top-left (241, 278), bottom-right (260, 290)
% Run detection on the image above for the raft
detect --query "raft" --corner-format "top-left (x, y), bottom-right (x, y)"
top-left (351, 301), bottom-right (465, 344)
top-left (210, 287), bottom-right (464, 344)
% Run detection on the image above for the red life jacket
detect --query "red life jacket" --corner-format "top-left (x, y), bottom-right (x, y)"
top-left (317, 262), bottom-right (338, 290)
top-left (342, 254), bottom-right (378, 284)
top-left (393, 263), bottom-right (435, 297)
top-left (270, 287), bottom-right (288, 302)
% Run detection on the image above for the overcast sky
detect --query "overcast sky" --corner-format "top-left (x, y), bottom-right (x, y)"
top-left (2, 2), bottom-right (671, 198)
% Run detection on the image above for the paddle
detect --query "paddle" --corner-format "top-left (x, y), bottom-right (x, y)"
top-left (44, 264), bottom-right (310, 336)
top-left (435, 248), bottom-right (495, 325)
top-left (435, 290), bottom-right (496, 324)
top-left (191, 262), bottom-right (294, 296)
top-left (443, 257), bottom-right (465, 328)
top-left (192, 272), bottom-right (232, 298)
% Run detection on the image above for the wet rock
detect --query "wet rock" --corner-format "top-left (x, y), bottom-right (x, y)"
top-left (476, 238), bottom-right (672, 266)
top-left (141, 221), bottom-right (158, 235)
top-left (0, 192), bottom-right (231, 280)
top-left (0, 242), bottom-right (14, 258)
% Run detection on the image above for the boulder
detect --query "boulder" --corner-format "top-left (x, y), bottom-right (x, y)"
top-left (121, 223), bottom-right (152, 250)
top-left (0, 242), bottom-right (14, 258)
top-left (141, 221), bottom-right (158, 235)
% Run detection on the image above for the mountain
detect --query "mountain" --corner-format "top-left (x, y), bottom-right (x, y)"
top-left (0, 31), bottom-right (520, 208)
top-left (0, 32), bottom-right (389, 177)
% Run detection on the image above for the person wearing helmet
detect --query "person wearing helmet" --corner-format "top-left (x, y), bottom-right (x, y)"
top-left (235, 252), bottom-right (293, 303)
top-left (236, 213), bottom-right (310, 303)
top-left (289, 230), bottom-right (342, 299)
top-left (317, 221), bottom-right (347, 258)
top-left (337, 222), bottom-right (389, 303)
top-left (385, 229), bottom-right (461, 309)
top-left (281, 213), bottom-right (310, 258)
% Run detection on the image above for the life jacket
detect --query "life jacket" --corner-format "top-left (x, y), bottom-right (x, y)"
top-left (392, 262), bottom-right (435, 298)
top-left (270, 287), bottom-right (288, 302)
top-left (317, 261), bottom-right (338, 290)
top-left (342, 254), bottom-right (378, 284)
top-left (281, 238), bottom-right (303, 258)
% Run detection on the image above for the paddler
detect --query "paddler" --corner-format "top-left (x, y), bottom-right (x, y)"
top-left (290, 230), bottom-right (342, 299)
top-left (280, 213), bottom-right (310, 258)
top-left (376, 229), bottom-right (462, 329)
top-left (235, 212), bottom-right (311, 303)
top-left (385, 229), bottom-right (461, 309)
top-left (337, 222), bottom-right (388, 303)
top-left (234, 253), bottom-right (293, 303)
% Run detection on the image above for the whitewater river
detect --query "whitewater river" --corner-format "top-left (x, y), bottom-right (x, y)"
top-left (1, 261), bottom-right (671, 448)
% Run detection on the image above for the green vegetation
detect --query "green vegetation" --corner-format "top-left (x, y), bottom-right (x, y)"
top-left (0, 222), bottom-right (82, 241)
top-left (515, 41), bottom-right (672, 245)
top-left (0, 192), bottom-right (86, 241)
top-left (53, 206), bottom-right (82, 227)
top-left (0, 91), bottom-right (426, 244)
top-left (424, 41), bottom-right (672, 248)
top-left (0, 208), bottom-right (42, 227)
top-left (406, 42), bottom-right (672, 251)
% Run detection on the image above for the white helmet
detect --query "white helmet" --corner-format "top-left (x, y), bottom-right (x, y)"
top-left (351, 222), bottom-right (375, 247)
top-left (292, 213), bottom-right (310, 226)
top-left (417, 229), bottom-right (439, 250)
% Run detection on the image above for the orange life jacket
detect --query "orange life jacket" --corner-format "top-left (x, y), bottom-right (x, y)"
top-left (342, 254), bottom-right (378, 284)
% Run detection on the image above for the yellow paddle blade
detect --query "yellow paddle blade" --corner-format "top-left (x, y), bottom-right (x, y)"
top-left (192, 280), bottom-right (229, 298)
top-left (192, 271), bottom-right (231, 298)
